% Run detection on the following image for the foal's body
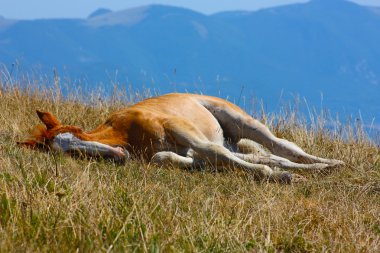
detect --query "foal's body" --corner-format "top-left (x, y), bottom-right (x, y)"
top-left (21, 93), bottom-right (343, 183)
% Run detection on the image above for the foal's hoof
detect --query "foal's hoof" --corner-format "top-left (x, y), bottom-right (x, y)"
top-left (268, 171), bottom-right (293, 184)
top-left (329, 159), bottom-right (345, 168)
top-left (291, 173), bottom-right (308, 183)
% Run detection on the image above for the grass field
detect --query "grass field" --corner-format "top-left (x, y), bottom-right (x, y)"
top-left (0, 78), bottom-right (379, 252)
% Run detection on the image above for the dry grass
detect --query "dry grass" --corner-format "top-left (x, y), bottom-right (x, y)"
top-left (0, 77), bottom-right (379, 252)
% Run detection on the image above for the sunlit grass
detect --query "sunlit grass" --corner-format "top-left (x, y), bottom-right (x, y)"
top-left (0, 73), bottom-right (379, 252)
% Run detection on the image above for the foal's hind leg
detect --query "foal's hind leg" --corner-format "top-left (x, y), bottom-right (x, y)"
top-left (237, 118), bottom-right (342, 165)
top-left (235, 139), bottom-right (333, 170)
top-left (163, 118), bottom-right (293, 183)
top-left (233, 152), bottom-right (330, 170)
top-left (205, 103), bottom-right (342, 166)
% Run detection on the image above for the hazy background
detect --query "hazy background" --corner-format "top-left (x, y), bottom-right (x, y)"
top-left (1, 0), bottom-right (380, 134)
top-left (1, 0), bottom-right (380, 19)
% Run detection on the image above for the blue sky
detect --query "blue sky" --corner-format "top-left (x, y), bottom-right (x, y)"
top-left (1, 0), bottom-right (380, 19)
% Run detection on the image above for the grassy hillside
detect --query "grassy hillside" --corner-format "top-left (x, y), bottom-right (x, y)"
top-left (0, 78), bottom-right (379, 252)
top-left (3, 0), bottom-right (380, 122)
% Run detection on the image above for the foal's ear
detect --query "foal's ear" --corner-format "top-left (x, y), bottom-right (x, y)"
top-left (36, 110), bottom-right (61, 130)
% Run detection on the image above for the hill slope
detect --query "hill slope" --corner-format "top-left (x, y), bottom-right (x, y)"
top-left (0, 0), bottom-right (380, 121)
top-left (0, 80), bottom-right (379, 252)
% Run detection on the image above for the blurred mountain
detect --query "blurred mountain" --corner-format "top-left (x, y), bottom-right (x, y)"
top-left (88, 8), bottom-right (113, 19)
top-left (0, 0), bottom-right (379, 122)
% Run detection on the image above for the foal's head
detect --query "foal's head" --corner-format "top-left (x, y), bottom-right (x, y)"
top-left (19, 110), bottom-right (128, 162)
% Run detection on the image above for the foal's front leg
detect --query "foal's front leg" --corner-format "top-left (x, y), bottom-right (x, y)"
top-left (151, 151), bottom-right (194, 168)
top-left (163, 118), bottom-right (293, 183)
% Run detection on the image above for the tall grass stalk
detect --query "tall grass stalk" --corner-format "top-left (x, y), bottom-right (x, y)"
top-left (0, 72), bottom-right (379, 252)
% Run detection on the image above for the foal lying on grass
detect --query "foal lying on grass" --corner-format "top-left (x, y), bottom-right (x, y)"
top-left (19, 93), bottom-right (343, 184)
